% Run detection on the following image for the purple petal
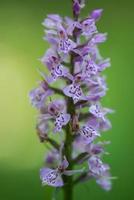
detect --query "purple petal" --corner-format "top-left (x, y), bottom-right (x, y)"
top-left (63, 83), bottom-right (86, 103)
top-left (86, 143), bottom-right (104, 155)
top-left (88, 156), bottom-right (109, 176)
top-left (65, 17), bottom-right (82, 36)
top-left (81, 56), bottom-right (98, 77)
top-left (73, 0), bottom-right (85, 15)
top-left (96, 177), bottom-right (112, 191)
top-left (47, 14), bottom-right (62, 23)
top-left (50, 64), bottom-right (70, 82)
top-left (29, 84), bottom-right (52, 109)
top-left (82, 18), bottom-right (98, 37)
top-left (45, 150), bottom-right (60, 167)
top-left (89, 104), bottom-right (105, 120)
top-left (98, 58), bottom-right (111, 71)
top-left (78, 125), bottom-right (100, 144)
top-left (54, 113), bottom-right (70, 132)
top-left (90, 33), bottom-right (107, 45)
top-left (60, 157), bottom-right (69, 169)
top-left (42, 14), bottom-right (62, 29)
top-left (99, 118), bottom-right (112, 131)
top-left (40, 168), bottom-right (63, 187)
top-left (58, 38), bottom-right (76, 54)
top-left (90, 9), bottom-right (103, 21)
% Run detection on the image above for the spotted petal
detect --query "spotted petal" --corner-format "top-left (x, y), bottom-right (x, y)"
top-left (88, 156), bottom-right (109, 176)
top-left (79, 125), bottom-right (100, 144)
top-left (63, 83), bottom-right (86, 103)
top-left (40, 168), bottom-right (63, 187)
top-left (54, 113), bottom-right (70, 132)
top-left (49, 64), bottom-right (69, 82)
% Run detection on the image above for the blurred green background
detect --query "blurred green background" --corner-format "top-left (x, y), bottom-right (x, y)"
top-left (0, 0), bottom-right (134, 199)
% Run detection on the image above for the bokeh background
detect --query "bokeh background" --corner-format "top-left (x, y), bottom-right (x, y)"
top-left (0, 0), bottom-right (134, 199)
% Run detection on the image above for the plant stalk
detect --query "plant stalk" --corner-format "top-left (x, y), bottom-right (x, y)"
top-left (63, 1), bottom-right (80, 199)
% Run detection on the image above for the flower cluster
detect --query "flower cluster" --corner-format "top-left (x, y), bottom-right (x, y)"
top-left (29, 0), bottom-right (114, 192)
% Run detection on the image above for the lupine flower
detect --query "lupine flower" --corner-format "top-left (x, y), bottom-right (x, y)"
top-left (29, 0), bottom-right (114, 195)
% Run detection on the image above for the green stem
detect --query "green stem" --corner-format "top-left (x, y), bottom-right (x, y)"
top-left (63, 1), bottom-right (80, 200)
top-left (46, 138), bottom-right (60, 151)
top-left (63, 97), bottom-right (75, 200)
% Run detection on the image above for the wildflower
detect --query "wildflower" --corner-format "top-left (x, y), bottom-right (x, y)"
top-left (78, 124), bottom-right (100, 144)
top-left (40, 157), bottom-right (84, 187)
top-left (29, 81), bottom-right (53, 109)
top-left (29, 0), bottom-right (114, 194)
top-left (88, 156), bottom-right (110, 176)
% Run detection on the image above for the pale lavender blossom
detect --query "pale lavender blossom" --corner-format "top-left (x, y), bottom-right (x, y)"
top-left (78, 124), bottom-right (100, 144)
top-left (41, 48), bottom-right (71, 82)
top-left (39, 100), bottom-right (70, 133)
top-left (29, 81), bottom-right (53, 109)
top-left (88, 156), bottom-right (110, 176)
top-left (96, 171), bottom-right (112, 191)
top-left (40, 157), bottom-right (84, 187)
top-left (63, 81), bottom-right (86, 103)
top-left (81, 18), bottom-right (98, 37)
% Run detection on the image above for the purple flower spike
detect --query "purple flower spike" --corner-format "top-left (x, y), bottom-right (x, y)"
top-left (30, 0), bottom-right (114, 193)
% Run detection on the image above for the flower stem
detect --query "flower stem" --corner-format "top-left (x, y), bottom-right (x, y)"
top-left (63, 97), bottom-right (75, 200)
top-left (63, 1), bottom-right (80, 199)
